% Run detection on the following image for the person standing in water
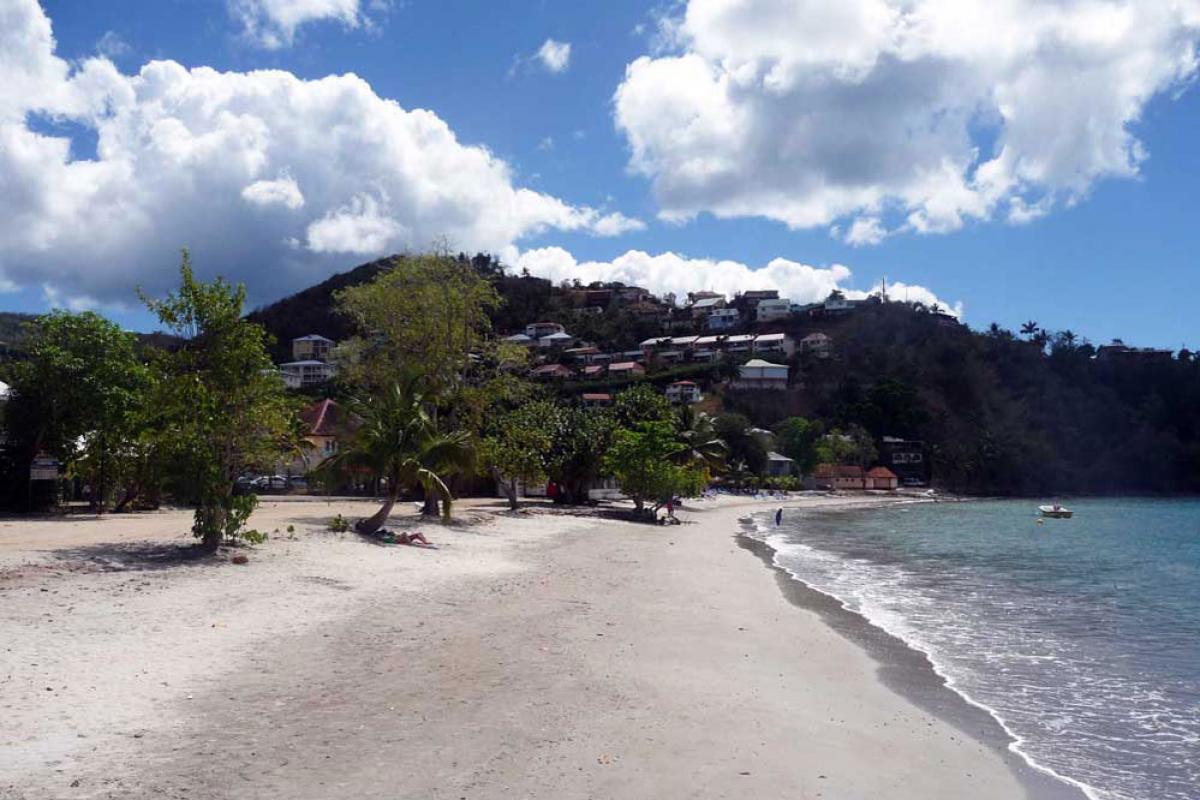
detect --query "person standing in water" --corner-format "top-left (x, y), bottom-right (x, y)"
top-left (775, 508), bottom-right (783, 526)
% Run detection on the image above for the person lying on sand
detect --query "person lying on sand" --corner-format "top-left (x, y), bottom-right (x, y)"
top-left (395, 531), bottom-right (432, 547)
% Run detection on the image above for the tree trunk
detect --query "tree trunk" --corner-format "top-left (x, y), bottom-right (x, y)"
top-left (358, 489), bottom-right (398, 535)
top-left (421, 494), bottom-right (441, 517)
top-left (196, 504), bottom-right (226, 554)
top-left (491, 468), bottom-right (519, 510)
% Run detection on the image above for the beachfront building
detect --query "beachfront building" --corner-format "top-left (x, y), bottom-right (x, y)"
top-left (532, 363), bottom-right (574, 381)
top-left (866, 467), bottom-right (899, 490)
top-left (665, 381), bottom-right (703, 404)
top-left (766, 451), bottom-right (797, 477)
top-left (732, 359), bottom-right (789, 390)
top-left (756, 298), bottom-right (793, 322)
top-left (753, 333), bottom-right (796, 358)
top-left (880, 437), bottom-right (928, 485)
top-left (608, 361), bottom-right (646, 378)
top-left (280, 360), bottom-right (337, 389)
top-left (292, 334), bottom-right (335, 362)
top-left (800, 332), bottom-right (833, 359)
top-left (814, 464), bottom-right (866, 490)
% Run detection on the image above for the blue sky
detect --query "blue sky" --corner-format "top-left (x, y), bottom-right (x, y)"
top-left (4, 0), bottom-right (1199, 348)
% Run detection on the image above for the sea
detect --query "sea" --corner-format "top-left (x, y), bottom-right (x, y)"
top-left (747, 498), bottom-right (1200, 800)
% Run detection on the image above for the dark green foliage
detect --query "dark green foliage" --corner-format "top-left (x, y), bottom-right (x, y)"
top-left (713, 413), bottom-right (769, 476)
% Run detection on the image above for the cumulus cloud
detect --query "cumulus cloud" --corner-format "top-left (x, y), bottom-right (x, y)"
top-left (614, 0), bottom-right (1200, 238)
top-left (230, 0), bottom-right (369, 48)
top-left (537, 39), bottom-right (572, 73)
top-left (515, 247), bottom-right (962, 317)
top-left (0, 0), bottom-right (643, 305)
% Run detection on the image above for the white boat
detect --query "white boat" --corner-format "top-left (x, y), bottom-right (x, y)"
top-left (1039, 505), bottom-right (1073, 519)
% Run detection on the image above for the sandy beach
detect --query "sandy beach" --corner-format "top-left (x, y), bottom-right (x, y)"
top-left (1, 494), bottom-right (1076, 799)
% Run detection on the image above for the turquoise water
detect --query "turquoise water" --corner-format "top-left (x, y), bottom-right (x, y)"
top-left (752, 498), bottom-right (1200, 800)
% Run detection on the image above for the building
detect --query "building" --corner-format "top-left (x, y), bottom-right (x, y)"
top-left (608, 361), bottom-right (646, 378)
top-left (525, 321), bottom-right (565, 339)
top-left (742, 289), bottom-right (780, 302)
top-left (865, 467), bottom-right (899, 490)
top-left (800, 332), bottom-right (833, 359)
top-left (753, 333), bottom-right (796, 358)
top-left (581, 393), bottom-right (611, 408)
top-left (724, 334), bottom-right (756, 354)
top-left (879, 437), bottom-right (928, 485)
top-left (504, 333), bottom-right (535, 347)
top-left (581, 364), bottom-right (607, 379)
top-left (292, 334), bottom-right (334, 362)
top-left (732, 359), bottom-right (789, 390)
top-left (822, 296), bottom-right (858, 315)
top-left (538, 331), bottom-right (576, 349)
top-left (705, 308), bottom-right (741, 331)
top-left (1096, 339), bottom-right (1175, 363)
top-left (298, 398), bottom-right (352, 466)
top-left (756, 298), bottom-right (793, 322)
top-left (640, 336), bottom-right (673, 358)
top-left (766, 451), bottom-right (796, 477)
top-left (813, 464), bottom-right (866, 490)
top-left (280, 360), bottom-right (337, 389)
top-left (665, 380), bottom-right (703, 404)
top-left (531, 363), bottom-right (575, 381)
top-left (688, 290), bottom-right (724, 305)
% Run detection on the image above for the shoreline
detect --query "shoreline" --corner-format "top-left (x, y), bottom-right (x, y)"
top-left (2, 494), bottom-right (1083, 798)
top-left (732, 501), bottom-right (1091, 800)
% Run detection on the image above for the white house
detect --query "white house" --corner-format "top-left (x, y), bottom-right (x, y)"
top-left (525, 321), bottom-right (566, 339)
top-left (705, 308), bottom-right (741, 331)
top-left (539, 331), bottom-right (575, 349)
top-left (292, 334), bottom-right (335, 362)
top-left (665, 380), bottom-right (703, 404)
top-left (800, 332), bottom-right (833, 359)
top-left (732, 359), bottom-right (789, 390)
top-left (504, 333), bottom-right (535, 346)
top-left (756, 298), bottom-right (793, 322)
top-left (280, 360), bottom-right (337, 389)
top-left (724, 334), bottom-right (756, 354)
top-left (690, 296), bottom-right (726, 320)
top-left (753, 333), bottom-right (796, 358)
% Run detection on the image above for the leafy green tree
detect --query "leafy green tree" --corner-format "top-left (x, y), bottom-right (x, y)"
top-left (481, 400), bottom-right (556, 510)
top-left (545, 405), bottom-right (615, 504)
top-left (142, 252), bottom-right (296, 551)
top-left (5, 311), bottom-right (149, 511)
top-left (604, 421), bottom-right (706, 516)
top-left (674, 406), bottom-right (726, 475)
top-left (814, 425), bottom-right (878, 468)
top-left (713, 413), bottom-right (768, 475)
top-left (321, 378), bottom-right (473, 531)
top-left (773, 416), bottom-right (824, 474)
top-left (610, 383), bottom-right (674, 429)
top-left (335, 252), bottom-right (502, 395)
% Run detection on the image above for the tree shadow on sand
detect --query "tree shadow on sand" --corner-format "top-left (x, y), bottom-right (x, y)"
top-left (47, 540), bottom-right (230, 573)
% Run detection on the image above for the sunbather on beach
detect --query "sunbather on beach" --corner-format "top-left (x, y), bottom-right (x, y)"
top-left (396, 531), bottom-right (431, 546)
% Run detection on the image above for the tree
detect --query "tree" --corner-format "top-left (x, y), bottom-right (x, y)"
top-left (142, 252), bottom-right (296, 552)
top-left (321, 378), bottom-right (473, 532)
top-left (480, 400), bottom-right (555, 510)
top-left (814, 425), bottom-right (878, 467)
top-left (334, 252), bottom-right (502, 395)
top-left (5, 311), bottom-right (149, 511)
top-left (674, 406), bottom-right (727, 475)
top-left (610, 383), bottom-right (674, 429)
top-left (713, 413), bottom-right (768, 475)
top-left (604, 422), bottom-right (706, 517)
top-left (773, 416), bottom-right (824, 473)
top-left (545, 405), bottom-right (615, 504)
top-left (1020, 320), bottom-right (1041, 338)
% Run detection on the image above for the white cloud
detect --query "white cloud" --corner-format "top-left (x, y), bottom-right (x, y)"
top-left (614, 0), bottom-right (1200, 239)
top-left (515, 246), bottom-right (962, 317)
top-left (95, 31), bottom-right (130, 59)
top-left (843, 216), bottom-right (886, 247)
top-left (230, 0), bottom-right (370, 49)
top-left (537, 39), bottom-right (572, 73)
top-left (0, 0), bottom-right (643, 306)
top-left (241, 175), bottom-right (305, 210)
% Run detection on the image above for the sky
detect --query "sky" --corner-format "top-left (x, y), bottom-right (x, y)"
top-left (2, 0), bottom-right (1199, 348)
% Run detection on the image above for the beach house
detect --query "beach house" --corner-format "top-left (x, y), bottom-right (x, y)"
top-left (766, 451), bottom-right (797, 477)
top-left (865, 467), bottom-right (899, 490)
top-left (813, 464), bottom-right (866, 490)
top-left (879, 437), bottom-right (928, 485)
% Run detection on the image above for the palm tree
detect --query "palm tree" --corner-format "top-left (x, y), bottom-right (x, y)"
top-left (674, 406), bottom-right (727, 474)
top-left (321, 379), bottom-right (472, 534)
top-left (1020, 320), bottom-right (1040, 338)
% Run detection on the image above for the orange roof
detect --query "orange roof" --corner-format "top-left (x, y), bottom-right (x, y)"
top-left (867, 467), bottom-right (898, 479)
top-left (300, 399), bottom-right (357, 437)
top-left (815, 464), bottom-right (864, 478)
top-left (670, 380), bottom-right (697, 386)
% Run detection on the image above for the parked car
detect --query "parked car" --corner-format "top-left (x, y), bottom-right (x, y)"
top-left (251, 475), bottom-right (290, 493)
top-left (288, 476), bottom-right (309, 492)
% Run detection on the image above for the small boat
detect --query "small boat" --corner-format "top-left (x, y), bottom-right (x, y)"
top-left (1039, 505), bottom-right (1073, 519)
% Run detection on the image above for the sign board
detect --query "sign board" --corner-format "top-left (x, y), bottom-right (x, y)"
top-left (30, 453), bottom-right (59, 481)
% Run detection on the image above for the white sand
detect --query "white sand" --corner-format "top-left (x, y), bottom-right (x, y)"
top-left (0, 494), bottom-right (1050, 799)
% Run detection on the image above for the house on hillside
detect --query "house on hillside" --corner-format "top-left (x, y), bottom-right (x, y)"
top-left (538, 331), bottom-right (575, 349)
top-left (504, 333), bottom-right (535, 347)
top-left (688, 290), bottom-right (724, 305)
top-left (742, 289), bottom-right (779, 302)
top-left (800, 332), bottom-right (833, 359)
top-left (724, 334), bottom-right (756, 355)
top-left (608, 361), bottom-right (645, 378)
top-left (581, 393), bottom-right (611, 408)
top-left (280, 360), bottom-right (337, 389)
top-left (292, 334), bottom-right (335, 362)
top-left (732, 359), bottom-right (789, 390)
top-left (756, 298), bottom-right (792, 322)
top-left (1096, 339), bottom-right (1174, 363)
top-left (705, 308), bottom-right (741, 331)
top-left (753, 333), bottom-right (796, 358)
top-left (690, 296), bottom-right (727, 320)
top-left (581, 364), bottom-right (607, 379)
top-left (293, 398), bottom-right (359, 473)
top-left (665, 380), bottom-right (703, 404)
top-left (525, 321), bottom-right (565, 339)
top-left (532, 363), bottom-right (575, 381)
top-left (813, 464), bottom-right (865, 490)
top-left (865, 467), bottom-right (899, 490)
